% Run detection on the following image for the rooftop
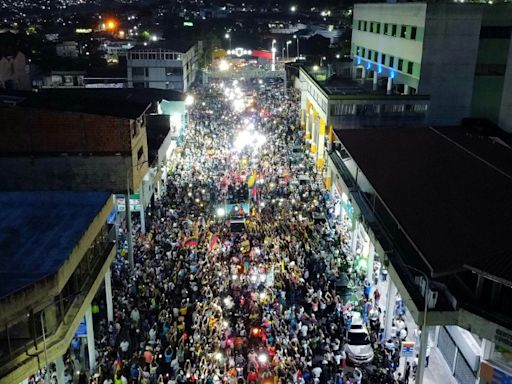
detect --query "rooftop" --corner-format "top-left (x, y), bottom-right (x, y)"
top-left (0, 88), bottom-right (183, 119)
top-left (300, 66), bottom-right (429, 100)
top-left (335, 127), bottom-right (512, 284)
top-left (0, 192), bottom-right (111, 299)
top-left (130, 40), bottom-right (197, 54)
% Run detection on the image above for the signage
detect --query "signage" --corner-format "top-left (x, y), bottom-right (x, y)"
top-left (116, 194), bottom-right (141, 212)
top-left (227, 47), bottom-right (253, 57)
top-left (74, 320), bottom-right (87, 337)
top-left (480, 361), bottom-right (512, 384)
top-left (76, 28), bottom-right (93, 34)
top-left (401, 342), bottom-right (415, 357)
top-left (183, 21), bottom-right (194, 27)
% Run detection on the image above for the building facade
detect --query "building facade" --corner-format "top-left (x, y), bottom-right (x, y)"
top-left (297, 66), bottom-right (429, 177)
top-left (0, 51), bottom-right (30, 90)
top-left (351, 2), bottom-right (512, 131)
top-left (127, 41), bottom-right (203, 92)
top-left (0, 192), bottom-right (116, 384)
top-left (327, 127), bottom-right (512, 384)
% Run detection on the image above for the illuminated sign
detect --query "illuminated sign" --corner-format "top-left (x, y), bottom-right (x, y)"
top-left (183, 21), bottom-right (194, 27)
top-left (480, 361), bottom-right (512, 384)
top-left (76, 28), bottom-right (93, 33)
top-left (227, 47), bottom-right (253, 57)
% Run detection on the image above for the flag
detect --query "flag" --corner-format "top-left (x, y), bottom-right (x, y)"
top-left (209, 233), bottom-right (219, 252)
top-left (247, 172), bottom-right (256, 188)
top-left (183, 235), bottom-right (199, 247)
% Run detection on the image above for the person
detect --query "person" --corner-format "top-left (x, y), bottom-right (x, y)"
top-left (426, 346), bottom-right (431, 367)
top-left (404, 361), bottom-right (411, 384)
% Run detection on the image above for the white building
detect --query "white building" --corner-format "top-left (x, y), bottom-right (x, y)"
top-left (351, 2), bottom-right (512, 131)
top-left (127, 41), bottom-right (203, 92)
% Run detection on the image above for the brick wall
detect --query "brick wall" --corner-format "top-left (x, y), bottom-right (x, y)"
top-left (0, 107), bottom-right (133, 154)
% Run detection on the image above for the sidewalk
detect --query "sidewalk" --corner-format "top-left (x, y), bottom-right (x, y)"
top-left (375, 277), bottom-right (457, 384)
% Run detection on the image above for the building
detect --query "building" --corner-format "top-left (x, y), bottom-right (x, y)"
top-left (41, 70), bottom-right (86, 88)
top-left (351, 2), bottom-right (512, 131)
top-left (327, 127), bottom-right (512, 384)
top-left (297, 65), bottom-right (429, 174)
top-left (55, 41), bottom-right (79, 58)
top-left (0, 88), bottom-right (188, 220)
top-left (0, 51), bottom-right (30, 90)
top-left (127, 40), bottom-right (203, 92)
top-left (0, 191), bottom-right (116, 384)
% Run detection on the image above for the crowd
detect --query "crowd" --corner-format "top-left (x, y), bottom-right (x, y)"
top-left (80, 80), bottom-right (412, 384)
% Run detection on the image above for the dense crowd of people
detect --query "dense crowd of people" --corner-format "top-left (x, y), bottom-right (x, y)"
top-left (71, 80), bottom-right (416, 384)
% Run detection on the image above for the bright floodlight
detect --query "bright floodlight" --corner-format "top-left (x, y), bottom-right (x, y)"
top-left (232, 98), bottom-right (245, 112)
top-left (185, 95), bottom-right (194, 106)
top-left (151, 34), bottom-right (157, 41)
top-left (219, 59), bottom-right (229, 71)
top-left (290, 5), bottom-right (297, 12)
top-left (216, 207), bottom-right (226, 217)
top-left (225, 33), bottom-right (230, 39)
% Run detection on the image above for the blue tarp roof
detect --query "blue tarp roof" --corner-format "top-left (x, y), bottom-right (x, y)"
top-left (0, 192), bottom-right (111, 299)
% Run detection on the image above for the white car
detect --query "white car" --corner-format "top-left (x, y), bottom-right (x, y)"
top-left (345, 314), bottom-right (374, 365)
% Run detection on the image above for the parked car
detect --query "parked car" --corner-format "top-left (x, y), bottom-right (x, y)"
top-left (345, 313), bottom-right (374, 365)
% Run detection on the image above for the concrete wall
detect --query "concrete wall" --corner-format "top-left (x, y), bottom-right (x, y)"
top-left (419, 4), bottom-right (482, 125)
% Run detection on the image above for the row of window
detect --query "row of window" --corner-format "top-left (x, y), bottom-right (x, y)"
top-left (330, 103), bottom-right (427, 116)
top-left (131, 67), bottom-right (184, 77)
top-left (355, 46), bottom-right (416, 76)
top-left (356, 20), bottom-right (418, 41)
top-left (128, 52), bottom-right (183, 61)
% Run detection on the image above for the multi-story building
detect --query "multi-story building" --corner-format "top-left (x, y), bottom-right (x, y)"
top-left (127, 40), bottom-right (203, 92)
top-left (327, 127), bottom-right (512, 384)
top-left (55, 41), bottom-right (79, 58)
top-left (0, 191), bottom-right (116, 384)
top-left (297, 66), bottom-right (430, 174)
top-left (0, 88), bottom-right (187, 210)
top-left (351, 2), bottom-right (512, 131)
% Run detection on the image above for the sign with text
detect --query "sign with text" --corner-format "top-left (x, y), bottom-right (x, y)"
top-left (115, 194), bottom-right (141, 212)
top-left (480, 361), bottom-right (512, 384)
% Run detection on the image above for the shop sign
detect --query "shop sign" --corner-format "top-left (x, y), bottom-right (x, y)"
top-left (116, 194), bottom-right (141, 212)
top-left (401, 341), bottom-right (415, 357)
top-left (479, 360), bottom-right (512, 384)
top-left (495, 329), bottom-right (512, 349)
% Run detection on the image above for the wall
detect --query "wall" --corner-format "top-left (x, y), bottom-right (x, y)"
top-left (0, 156), bottom-right (134, 193)
top-left (419, 4), bottom-right (482, 125)
top-left (0, 107), bottom-right (133, 154)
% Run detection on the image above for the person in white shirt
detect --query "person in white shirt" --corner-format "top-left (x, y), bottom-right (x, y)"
top-left (312, 366), bottom-right (322, 378)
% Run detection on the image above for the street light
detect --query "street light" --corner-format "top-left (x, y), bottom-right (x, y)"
top-left (225, 33), bottom-right (231, 50)
top-left (293, 34), bottom-right (300, 59)
top-left (290, 5), bottom-right (297, 12)
top-left (271, 39), bottom-right (276, 71)
top-left (286, 40), bottom-right (292, 59)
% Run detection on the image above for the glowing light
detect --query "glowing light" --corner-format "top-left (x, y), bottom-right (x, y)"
top-left (151, 35), bottom-right (158, 42)
top-left (185, 95), bottom-right (194, 106)
top-left (106, 19), bottom-right (116, 30)
top-left (313, 65), bottom-right (319, 71)
top-left (258, 354), bottom-right (268, 363)
top-left (252, 328), bottom-right (259, 336)
top-left (216, 207), bottom-right (226, 217)
top-left (290, 5), bottom-right (297, 12)
top-left (218, 59), bottom-right (229, 71)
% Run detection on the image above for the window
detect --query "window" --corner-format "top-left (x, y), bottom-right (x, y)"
top-left (166, 67), bottom-right (183, 76)
top-left (389, 56), bottom-right (394, 68)
top-left (370, 22), bottom-right (374, 33)
top-left (363, 21), bottom-right (367, 31)
top-left (398, 59), bottom-right (404, 71)
top-left (392, 24), bottom-right (397, 37)
top-left (381, 54), bottom-right (386, 65)
top-left (384, 23), bottom-right (389, 35)
top-left (411, 26), bottom-right (417, 40)
top-left (137, 147), bottom-right (144, 161)
top-left (407, 61), bottom-right (414, 74)
top-left (376, 23), bottom-right (381, 34)
top-left (362, 48), bottom-right (366, 57)
top-left (401, 25), bottom-right (407, 38)
top-left (145, 68), bottom-right (149, 77)
top-left (367, 49), bottom-right (371, 59)
top-left (132, 67), bottom-right (144, 76)
top-left (358, 20), bottom-right (362, 30)
top-left (373, 51), bottom-right (378, 62)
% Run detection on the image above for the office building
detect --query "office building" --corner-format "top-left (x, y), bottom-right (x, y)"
top-left (127, 41), bottom-right (203, 92)
top-left (351, 2), bottom-right (512, 131)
